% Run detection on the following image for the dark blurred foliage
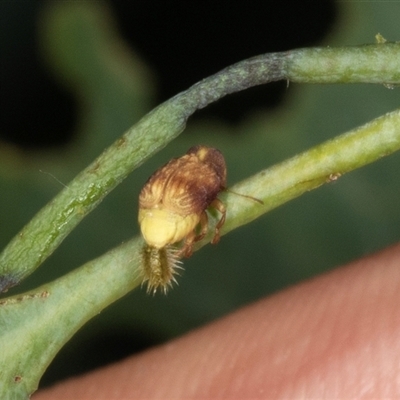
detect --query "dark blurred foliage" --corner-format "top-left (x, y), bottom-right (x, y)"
top-left (0, 0), bottom-right (336, 148)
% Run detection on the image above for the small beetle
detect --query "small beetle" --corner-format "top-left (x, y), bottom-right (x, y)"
top-left (138, 145), bottom-right (227, 259)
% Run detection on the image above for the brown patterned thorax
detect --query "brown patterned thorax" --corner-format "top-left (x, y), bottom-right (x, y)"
top-left (139, 146), bottom-right (226, 216)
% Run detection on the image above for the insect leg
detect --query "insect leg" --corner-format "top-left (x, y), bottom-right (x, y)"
top-left (176, 212), bottom-right (209, 258)
top-left (194, 211), bottom-right (209, 243)
top-left (209, 198), bottom-right (226, 244)
top-left (175, 230), bottom-right (195, 258)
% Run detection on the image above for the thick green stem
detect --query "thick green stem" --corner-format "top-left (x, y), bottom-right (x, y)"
top-left (1, 107), bottom-right (399, 397)
top-left (0, 239), bottom-right (143, 398)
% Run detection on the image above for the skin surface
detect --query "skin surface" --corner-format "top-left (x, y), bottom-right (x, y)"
top-left (34, 242), bottom-right (400, 399)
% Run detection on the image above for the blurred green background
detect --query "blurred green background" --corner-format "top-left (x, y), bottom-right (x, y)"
top-left (1, 0), bottom-right (399, 388)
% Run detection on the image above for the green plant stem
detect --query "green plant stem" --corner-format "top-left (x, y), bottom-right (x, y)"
top-left (287, 43), bottom-right (400, 83)
top-left (1, 107), bottom-right (399, 397)
top-left (1, 43), bottom-right (399, 292)
top-left (0, 239), bottom-right (143, 398)
top-left (214, 107), bottom-right (400, 241)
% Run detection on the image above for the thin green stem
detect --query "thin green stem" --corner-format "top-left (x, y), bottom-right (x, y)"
top-left (217, 107), bottom-right (400, 240)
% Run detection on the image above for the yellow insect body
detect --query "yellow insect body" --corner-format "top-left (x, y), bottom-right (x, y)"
top-left (138, 208), bottom-right (200, 250)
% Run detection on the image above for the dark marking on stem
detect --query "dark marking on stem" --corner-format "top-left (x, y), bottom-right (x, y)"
top-left (0, 290), bottom-right (50, 305)
top-left (0, 274), bottom-right (20, 293)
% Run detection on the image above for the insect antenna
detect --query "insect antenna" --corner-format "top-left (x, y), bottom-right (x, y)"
top-left (225, 188), bottom-right (264, 205)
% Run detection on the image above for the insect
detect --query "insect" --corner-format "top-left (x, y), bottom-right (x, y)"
top-left (138, 145), bottom-right (263, 294)
top-left (138, 145), bottom-right (227, 293)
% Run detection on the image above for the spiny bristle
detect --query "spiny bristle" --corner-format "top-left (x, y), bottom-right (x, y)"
top-left (140, 245), bottom-right (183, 295)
